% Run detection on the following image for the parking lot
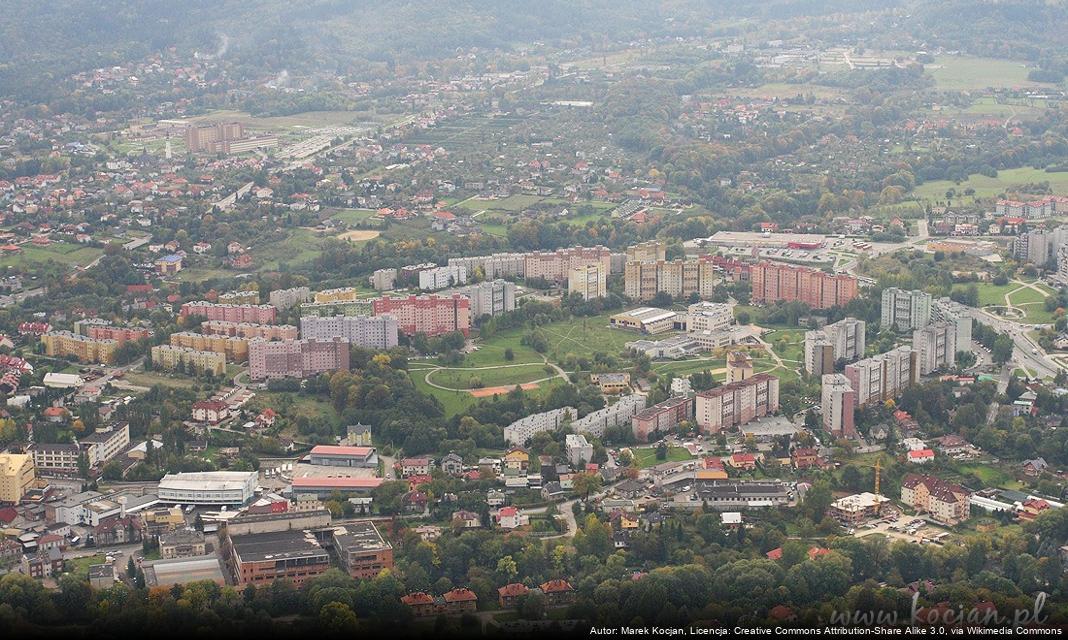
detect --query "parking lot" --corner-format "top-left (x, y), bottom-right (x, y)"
top-left (853, 513), bottom-right (952, 545)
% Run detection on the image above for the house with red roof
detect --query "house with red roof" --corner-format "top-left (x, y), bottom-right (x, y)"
top-left (496, 506), bottom-right (528, 530)
top-left (908, 449), bottom-right (935, 464)
top-left (441, 588), bottom-right (478, 614)
top-left (400, 592), bottom-right (437, 617)
top-left (498, 583), bottom-right (530, 608)
top-left (539, 579), bottom-right (576, 606)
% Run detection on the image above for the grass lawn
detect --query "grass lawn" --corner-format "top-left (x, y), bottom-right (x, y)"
top-left (426, 363), bottom-right (553, 390)
top-left (913, 167), bottom-right (1068, 202)
top-left (926, 55), bottom-right (1047, 91)
top-left (539, 312), bottom-right (650, 362)
top-left (65, 554), bottom-right (107, 578)
top-left (1007, 285), bottom-right (1048, 306)
top-left (632, 445), bottom-right (694, 468)
top-left (328, 208), bottom-right (379, 224)
top-left (952, 463), bottom-right (1018, 489)
top-left (952, 282), bottom-right (1018, 307)
top-left (251, 391), bottom-right (342, 432)
top-left (763, 329), bottom-right (805, 362)
top-left (123, 371), bottom-right (200, 390)
top-left (175, 267), bottom-right (236, 283)
top-left (411, 372), bottom-right (568, 418)
top-left (0, 243), bottom-right (103, 269)
top-left (465, 332), bottom-right (544, 366)
top-left (254, 228), bottom-right (325, 270)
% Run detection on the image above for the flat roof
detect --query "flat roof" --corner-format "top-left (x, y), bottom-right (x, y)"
top-left (291, 477), bottom-right (383, 489)
top-left (230, 530), bottom-right (327, 563)
top-left (159, 471), bottom-right (257, 491)
top-left (309, 445), bottom-right (375, 457)
top-left (143, 555), bottom-right (226, 587)
top-left (332, 521), bottom-right (391, 552)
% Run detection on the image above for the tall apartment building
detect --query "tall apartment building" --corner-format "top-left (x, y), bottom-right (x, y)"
top-left (299, 315), bottom-right (399, 350)
top-left (803, 331), bottom-right (834, 377)
top-left (448, 252), bottom-right (526, 280)
top-left (248, 338), bottom-right (350, 381)
top-left (625, 240), bottom-right (667, 263)
top-left (1012, 229), bottom-right (1052, 266)
top-left (880, 288), bottom-right (932, 332)
top-left (913, 321), bottom-right (957, 375)
top-left (370, 269), bottom-right (398, 292)
top-left (179, 302), bottom-right (277, 324)
top-left (150, 345), bottom-right (227, 376)
top-left (73, 320), bottom-right (152, 344)
top-left (449, 280), bottom-right (516, 318)
top-left (419, 265), bottom-right (468, 291)
top-left (268, 286), bottom-right (311, 310)
top-left (525, 246), bottom-right (613, 283)
top-left (170, 332), bottom-right (249, 362)
top-left (750, 262), bottom-right (858, 309)
top-left (567, 263), bottom-right (607, 300)
top-left (41, 331), bottom-right (117, 365)
top-left (571, 395), bottom-right (646, 438)
top-left (932, 297), bottom-right (973, 347)
top-left (843, 346), bottom-right (916, 408)
top-left (695, 373), bottom-right (779, 434)
top-left (623, 258), bottom-right (717, 302)
top-left (314, 288), bottom-right (363, 304)
top-left (201, 321), bottom-right (299, 341)
top-left (371, 294), bottom-right (471, 337)
top-left (0, 453), bottom-right (35, 503)
top-left (725, 351), bottom-right (753, 384)
top-left (821, 374), bottom-right (856, 437)
top-left (632, 396), bottom-right (693, 442)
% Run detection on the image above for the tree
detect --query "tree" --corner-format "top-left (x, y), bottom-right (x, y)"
top-left (319, 601), bottom-right (359, 634)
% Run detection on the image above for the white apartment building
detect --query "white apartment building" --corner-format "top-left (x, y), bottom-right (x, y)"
top-left (881, 288), bottom-right (932, 332)
top-left (568, 263), bottom-right (607, 300)
top-left (913, 321), bottom-right (957, 375)
top-left (299, 315), bottom-right (399, 349)
top-left (268, 287), bottom-right (311, 310)
top-left (449, 279), bottom-right (516, 318)
top-left (370, 268), bottom-right (398, 291)
top-left (844, 346), bottom-right (916, 408)
top-left (571, 395), bottom-right (646, 438)
top-left (565, 434), bottom-right (594, 467)
top-left (419, 265), bottom-right (468, 291)
top-left (503, 407), bottom-right (576, 446)
top-left (932, 297), bottom-right (973, 347)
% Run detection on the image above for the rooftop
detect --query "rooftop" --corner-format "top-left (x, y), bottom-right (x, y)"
top-left (229, 530), bottom-right (328, 563)
top-left (332, 521), bottom-right (391, 553)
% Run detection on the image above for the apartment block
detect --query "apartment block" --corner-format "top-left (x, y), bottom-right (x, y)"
top-left (913, 321), bottom-right (957, 375)
top-left (201, 321), bottom-right (299, 341)
top-left (299, 300), bottom-right (373, 318)
top-left (448, 280), bottom-right (516, 318)
top-left (79, 423), bottom-right (131, 468)
top-left (632, 396), bottom-right (693, 442)
top-left (74, 319), bottom-right (152, 344)
top-left (694, 373), bottom-right (779, 434)
top-left (419, 265), bottom-right (468, 291)
top-left (299, 315), bottom-right (399, 349)
top-left (821, 373), bottom-right (856, 438)
top-left (371, 294), bottom-right (471, 337)
top-left (0, 453), bottom-right (35, 503)
top-left (41, 331), bottom-right (117, 365)
top-left (843, 346), bottom-right (916, 408)
top-left (804, 317), bottom-right (866, 375)
top-left (150, 345), bottom-right (227, 376)
top-left (248, 338), bottom-right (350, 381)
top-left (370, 269), bottom-right (398, 292)
top-left (623, 258), bottom-right (717, 302)
top-left (314, 288), bottom-right (363, 304)
top-left (900, 474), bottom-right (970, 524)
top-left (932, 297), bottom-right (973, 347)
top-left (880, 288), bottom-right (932, 332)
top-left (448, 252), bottom-right (527, 280)
top-left (179, 302), bottom-right (277, 324)
top-left (750, 262), bottom-right (857, 309)
top-left (571, 395), bottom-right (646, 438)
top-left (567, 263), bottom-right (607, 300)
top-left (803, 331), bottom-right (834, 377)
top-left (524, 246), bottom-right (613, 283)
top-left (625, 240), bottom-right (667, 263)
top-left (503, 407), bottom-right (576, 446)
top-left (268, 286), bottom-right (311, 310)
top-left (218, 290), bottom-right (260, 305)
top-left (170, 332), bottom-right (249, 362)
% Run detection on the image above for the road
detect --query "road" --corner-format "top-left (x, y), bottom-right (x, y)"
top-left (965, 306), bottom-right (1062, 379)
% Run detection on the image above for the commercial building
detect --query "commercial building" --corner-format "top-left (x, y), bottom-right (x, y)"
top-left (28, 442), bottom-right (81, 477)
top-left (693, 480), bottom-right (793, 510)
top-left (694, 373), bottom-right (779, 433)
top-left (179, 302), bottom-right (277, 325)
top-left (159, 529), bottom-right (208, 559)
top-left (609, 307), bottom-right (679, 334)
top-left (881, 288), bottom-right (932, 332)
top-left (632, 396), bottom-right (693, 442)
top-left (685, 302), bottom-right (734, 334)
top-left (572, 395), bottom-right (646, 438)
top-left (170, 332), bottom-right (249, 362)
top-left (449, 279), bottom-right (516, 319)
top-left (41, 331), bottom-right (117, 364)
top-left (331, 521), bottom-right (394, 579)
top-left (565, 434), bottom-right (594, 467)
top-left (821, 374), bottom-right (856, 437)
top-left (268, 286), bottom-right (311, 310)
top-left (843, 346), bottom-right (916, 408)
top-left (623, 258), bottom-right (717, 302)
top-left (750, 262), bottom-right (857, 309)
top-left (144, 556), bottom-right (227, 588)
top-left (371, 294), bottom-right (471, 337)
top-left (288, 477), bottom-right (383, 497)
top-left (900, 474), bottom-right (970, 524)
top-left (201, 321), bottom-right (298, 341)
top-left (248, 338), bottom-right (350, 381)
top-left (226, 530), bottom-right (331, 587)
top-left (307, 445), bottom-right (378, 468)
top-left (504, 407), bottom-right (576, 446)
top-left (299, 315), bottom-right (399, 349)
top-left (590, 372), bottom-right (630, 395)
top-left (828, 492), bottom-right (890, 525)
top-left (626, 334), bottom-right (705, 360)
top-left (0, 453), bottom-right (34, 503)
top-left (567, 263), bottom-right (608, 300)
top-left (913, 321), bottom-right (957, 375)
top-left (419, 265), bottom-right (468, 291)
top-left (158, 471), bottom-right (258, 505)
top-left (150, 345), bottom-right (227, 376)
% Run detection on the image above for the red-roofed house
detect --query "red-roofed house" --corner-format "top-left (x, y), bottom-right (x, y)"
top-left (498, 583), bottom-right (530, 608)
top-left (908, 449), bottom-right (935, 464)
top-left (539, 579), bottom-right (576, 606)
top-left (442, 588), bottom-right (478, 614)
top-left (401, 592), bottom-right (437, 617)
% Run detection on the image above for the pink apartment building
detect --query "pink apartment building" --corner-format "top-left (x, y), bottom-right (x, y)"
top-left (201, 321), bottom-right (299, 340)
top-left (371, 294), bottom-right (471, 337)
top-left (180, 302), bottom-right (277, 324)
top-left (248, 338), bottom-right (350, 380)
top-left (750, 262), bottom-right (858, 309)
top-left (695, 373), bottom-right (780, 434)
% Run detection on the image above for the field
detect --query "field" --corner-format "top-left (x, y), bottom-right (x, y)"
top-left (253, 228), bottom-right (326, 270)
top-left (337, 230), bottom-right (380, 242)
top-left (251, 391), bottom-right (342, 434)
top-left (763, 329), bottom-right (805, 363)
top-left (632, 445), bottom-right (694, 468)
top-left (65, 554), bottom-right (108, 578)
top-left (403, 114), bottom-right (526, 151)
top-left (410, 370), bottom-right (568, 418)
top-left (421, 362), bottom-right (553, 390)
top-left (0, 243), bottom-right (103, 269)
top-left (913, 167), bottom-right (1068, 202)
top-left (328, 208), bottom-right (380, 224)
top-left (926, 56), bottom-right (1047, 91)
top-left (122, 370), bottom-right (201, 390)
top-left (953, 279), bottom-right (1056, 324)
